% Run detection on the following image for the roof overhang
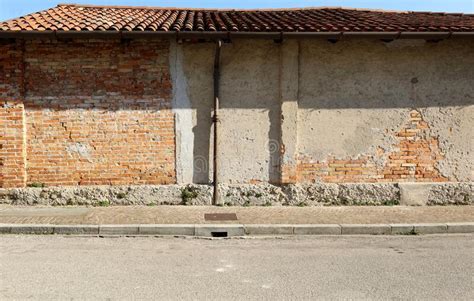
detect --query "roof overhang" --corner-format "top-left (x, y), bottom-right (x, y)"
top-left (0, 30), bottom-right (473, 41)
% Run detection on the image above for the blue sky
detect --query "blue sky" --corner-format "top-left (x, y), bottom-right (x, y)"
top-left (1, 0), bottom-right (473, 21)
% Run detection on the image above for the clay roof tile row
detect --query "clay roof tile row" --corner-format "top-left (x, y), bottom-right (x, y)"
top-left (1, 4), bottom-right (473, 33)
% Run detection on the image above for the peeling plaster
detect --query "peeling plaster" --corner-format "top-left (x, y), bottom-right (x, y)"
top-left (422, 106), bottom-right (474, 181)
top-left (297, 38), bottom-right (473, 182)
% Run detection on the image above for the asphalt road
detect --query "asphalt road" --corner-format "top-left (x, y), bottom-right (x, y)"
top-left (1, 235), bottom-right (473, 300)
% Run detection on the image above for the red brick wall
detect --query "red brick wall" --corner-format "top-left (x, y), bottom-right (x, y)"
top-left (0, 42), bottom-right (26, 188)
top-left (297, 110), bottom-right (448, 183)
top-left (1, 39), bottom-right (175, 187)
top-left (0, 101), bottom-right (26, 188)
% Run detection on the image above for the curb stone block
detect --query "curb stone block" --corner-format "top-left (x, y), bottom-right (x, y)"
top-left (99, 225), bottom-right (140, 235)
top-left (244, 224), bottom-right (294, 235)
top-left (413, 223), bottom-right (447, 234)
top-left (399, 183), bottom-right (433, 206)
top-left (293, 224), bottom-right (341, 235)
top-left (0, 224), bottom-right (12, 234)
top-left (195, 224), bottom-right (245, 237)
top-left (10, 225), bottom-right (54, 234)
top-left (341, 224), bottom-right (391, 235)
top-left (139, 224), bottom-right (195, 236)
top-left (390, 224), bottom-right (415, 234)
top-left (54, 225), bottom-right (99, 235)
top-left (446, 223), bottom-right (474, 233)
top-left (1, 222), bottom-right (472, 236)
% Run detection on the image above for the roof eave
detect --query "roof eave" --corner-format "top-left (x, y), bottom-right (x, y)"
top-left (0, 30), bottom-right (473, 40)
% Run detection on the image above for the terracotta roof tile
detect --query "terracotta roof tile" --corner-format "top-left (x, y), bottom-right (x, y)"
top-left (1, 4), bottom-right (473, 33)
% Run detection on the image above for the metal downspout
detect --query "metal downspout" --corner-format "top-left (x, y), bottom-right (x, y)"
top-left (212, 40), bottom-right (222, 205)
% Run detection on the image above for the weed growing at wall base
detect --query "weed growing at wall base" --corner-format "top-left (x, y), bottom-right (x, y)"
top-left (181, 186), bottom-right (199, 205)
top-left (96, 200), bottom-right (110, 207)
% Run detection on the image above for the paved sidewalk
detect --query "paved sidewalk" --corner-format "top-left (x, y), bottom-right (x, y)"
top-left (0, 205), bottom-right (473, 225)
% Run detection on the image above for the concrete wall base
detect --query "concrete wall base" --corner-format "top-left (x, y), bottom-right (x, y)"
top-left (0, 182), bottom-right (471, 206)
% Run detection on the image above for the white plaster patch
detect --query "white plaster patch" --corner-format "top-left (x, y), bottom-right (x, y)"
top-left (66, 142), bottom-right (92, 162)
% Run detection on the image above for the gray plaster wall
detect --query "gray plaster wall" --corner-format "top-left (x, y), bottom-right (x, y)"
top-left (298, 38), bottom-right (474, 181)
top-left (176, 40), bottom-right (281, 184)
top-left (170, 41), bottom-right (214, 184)
top-left (219, 41), bottom-right (281, 184)
top-left (172, 38), bottom-right (473, 184)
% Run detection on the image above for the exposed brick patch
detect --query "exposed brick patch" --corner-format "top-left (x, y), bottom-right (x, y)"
top-left (281, 163), bottom-right (298, 184)
top-left (382, 110), bottom-right (447, 182)
top-left (280, 142), bottom-right (297, 184)
top-left (297, 110), bottom-right (449, 183)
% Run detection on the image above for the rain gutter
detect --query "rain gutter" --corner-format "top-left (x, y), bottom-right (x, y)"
top-left (212, 40), bottom-right (222, 205)
top-left (0, 30), bottom-right (473, 40)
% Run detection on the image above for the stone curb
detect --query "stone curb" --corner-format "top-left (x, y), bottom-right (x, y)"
top-left (341, 224), bottom-right (391, 235)
top-left (0, 223), bottom-right (473, 236)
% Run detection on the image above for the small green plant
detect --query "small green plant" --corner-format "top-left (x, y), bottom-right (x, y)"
top-left (398, 228), bottom-right (418, 235)
top-left (28, 182), bottom-right (45, 188)
top-left (181, 186), bottom-right (199, 205)
top-left (462, 194), bottom-right (469, 205)
top-left (262, 201), bottom-right (272, 207)
top-left (116, 192), bottom-right (127, 199)
top-left (383, 199), bottom-right (400, 206)
top-left (243, 200), bottom-right (251, 207)
top-left (224, 201), bottom-right (233, 207)
top-left (97, 200), bottom-right (110, 207)
top-left (255, 193), bottom-right (263, 198)
top-left (146, 202), bottom-right (156, 206)
top-left (297, 202), bottom-right (308, 207)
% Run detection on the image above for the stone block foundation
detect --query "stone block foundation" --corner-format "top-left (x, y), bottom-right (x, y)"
top-left (0, 182), bottom-right (471, 206)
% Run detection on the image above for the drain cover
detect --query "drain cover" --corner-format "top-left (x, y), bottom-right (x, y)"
top-left (204, 213), bottom-right (238, 221)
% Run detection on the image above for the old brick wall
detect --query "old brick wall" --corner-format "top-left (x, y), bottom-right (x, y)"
top-left (1, 39), bottom-right (175, 187)
top-left (0, 42), bottom-right (26, 188)
top-left (0, 101), bottom-right (26, 188)
top-left (2, 38), bottom-right (473, 189)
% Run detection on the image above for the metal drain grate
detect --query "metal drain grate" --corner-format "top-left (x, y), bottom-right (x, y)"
top-left (211, 231), bottom-right (228, 237)
top-left (204, 213), bottom-right (238, 221)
